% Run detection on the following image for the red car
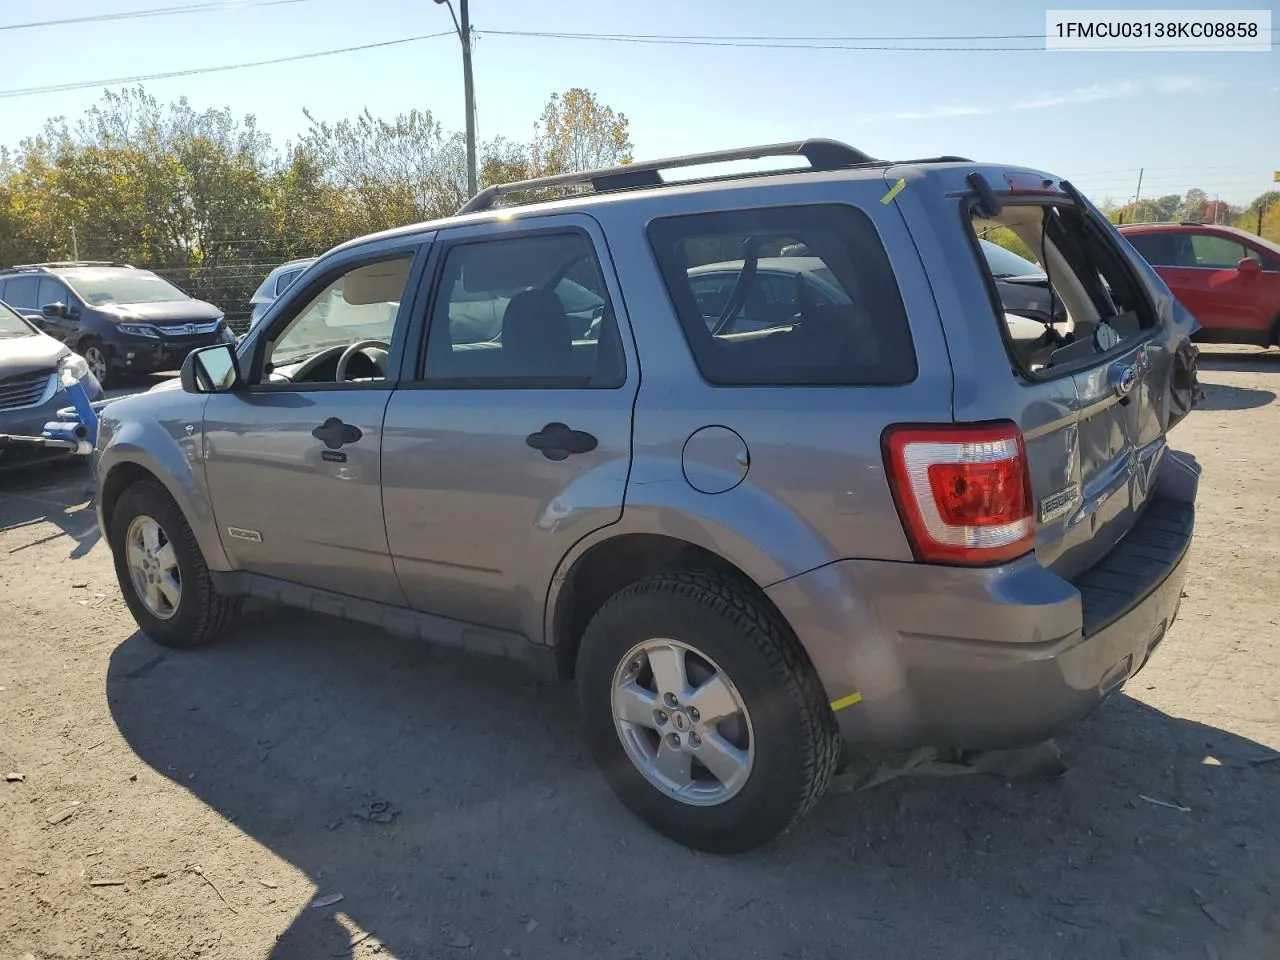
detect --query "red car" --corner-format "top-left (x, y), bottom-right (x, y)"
top-left (1119, 222), bottom-right (1280, 346)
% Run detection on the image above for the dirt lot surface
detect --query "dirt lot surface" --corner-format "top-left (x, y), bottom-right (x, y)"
top-left (2, 351), bottom-right (1278, 960)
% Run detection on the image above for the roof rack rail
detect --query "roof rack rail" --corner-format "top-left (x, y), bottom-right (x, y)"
top-left (457, 138), bottom-right (879, 214)
top-left (6, 260), bottom-right (133, 270)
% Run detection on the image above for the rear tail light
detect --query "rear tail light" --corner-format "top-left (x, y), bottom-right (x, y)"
top-left (883, 422), bottom-right (1034, 566)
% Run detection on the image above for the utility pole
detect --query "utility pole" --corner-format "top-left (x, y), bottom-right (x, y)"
top-left (70, 224), bottom-right (78, 261)
top-left (460, 0), bottom-right (477, 198)
top-left (435, 0), bottom-right (477, 198)
top-left (1133, 167), bottom-right (1144, 206)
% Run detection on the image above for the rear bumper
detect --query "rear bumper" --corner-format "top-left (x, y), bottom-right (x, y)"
top-left (768, 451), bottom-right (1198, 751)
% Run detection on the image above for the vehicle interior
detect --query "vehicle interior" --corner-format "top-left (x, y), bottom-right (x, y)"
top-left (655, 222), bottom-right (905, 386)
top-left (422, 234), bottom-right (624, 387)
top-left (971, 202), bottom-right (1149, 375)
top-left (262, 257), bottom-right (412, 385)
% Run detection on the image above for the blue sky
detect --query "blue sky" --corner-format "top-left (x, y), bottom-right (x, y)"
top-left (1, 0), bottom-right (1276, 205)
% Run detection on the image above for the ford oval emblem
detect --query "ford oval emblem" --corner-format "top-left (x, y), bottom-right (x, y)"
top-left (1111, 365), bottom-right (1138, 397)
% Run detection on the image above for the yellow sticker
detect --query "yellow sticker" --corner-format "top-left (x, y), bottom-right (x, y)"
top-left (880, 178), bottom-right (906, 205)
top-left (829, 691), bottom-right (863, 712)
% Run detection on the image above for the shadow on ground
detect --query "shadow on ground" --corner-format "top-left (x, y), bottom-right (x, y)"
top-left (106, 613), bottom-right (1280, 960)
top-left (0, 458), bottom-right (99, 559)
top-left (1196, 348), bottom-right (1280, 375)
top-left (1195, 381), bottom-right (1277, 411)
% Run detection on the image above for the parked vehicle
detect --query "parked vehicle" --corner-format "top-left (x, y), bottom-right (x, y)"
top-left (1119, 222), bottom-right (1280, 346)
top-left (0, 299), bottom-right (103, 469)
top-left (248, 257), bottom-right (317, 330)
top-left (95, 140), bottom-right (1202, 853)
top-left (0, 262), bottom-right (234, 388)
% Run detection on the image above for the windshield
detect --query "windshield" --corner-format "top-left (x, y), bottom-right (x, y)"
top-left (979, 238), bottom-right (1045, 278)
top-left (62, 269), bottom-right (189, 306)
top-left (0, 301), bottom-right (35, 338)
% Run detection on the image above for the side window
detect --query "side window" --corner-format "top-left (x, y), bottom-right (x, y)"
top-left (1189, 234), bottom-right (1257, 269)
top-left (37, 278), bottom-right (69, 308)
top-left (263, 255), bottom-right (413, 385)
top-left (1126, 233), bottom-right (1177, 267)
top-left (648, 204), bottom-right (916, 386)
top-left (2, 276), bottom-right (39, 310)
top-left (274, 269), bottom-right (301, 297)
top-left (422, 232), bottom-right (625, 388)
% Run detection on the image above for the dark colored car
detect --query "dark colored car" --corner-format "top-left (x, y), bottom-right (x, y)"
top-left (1119, 223), bottom-right (1280, 346)
top-left (0, 262), bottom-right (235, 387)
top-left (0, 299), bottom-right (104, 469)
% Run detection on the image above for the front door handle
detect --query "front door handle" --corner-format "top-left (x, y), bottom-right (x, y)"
top-left (525, 422), bottom-right (597, 461)
top-left (311, 417), bottom-right (363, 450)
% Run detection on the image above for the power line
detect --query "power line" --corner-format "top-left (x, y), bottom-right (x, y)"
top-left (0, 32), bottom-right (454, 99)
top-left (481, 29), bottom-right (1044, 51)
top-left (0, 0), bottom-right (311, 32)
top-left (480, 28), bottom-right (1272, 52)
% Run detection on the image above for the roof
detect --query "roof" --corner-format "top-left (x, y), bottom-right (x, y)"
top-left (1118, 222), bottom-right (1253, 237)
top-left (1, 261), bottom-right (135, 274)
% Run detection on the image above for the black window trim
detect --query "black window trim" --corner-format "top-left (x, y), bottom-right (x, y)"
top-left (646, 201), bottom-right (919, 389)
top-left (962, 195), bottom-right (1160, 385)
top-left (242, 243), bottom-right (426, 394)
top-left (406, 223), bottom-right (629, 391)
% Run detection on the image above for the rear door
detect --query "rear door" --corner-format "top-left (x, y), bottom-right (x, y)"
top-left (1184, 231), bottom-right (1273, 337)
top-left (380, 214), bottom-right (638, 640)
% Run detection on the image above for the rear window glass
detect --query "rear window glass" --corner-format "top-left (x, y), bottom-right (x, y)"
top-left (972, 201), bottom-right (1154, 377)
top-left (647, 204), bottom-right (916, 386)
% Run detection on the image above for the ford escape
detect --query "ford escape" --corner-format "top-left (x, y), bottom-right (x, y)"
top-left (94, 140), bottom-right (1202, 853)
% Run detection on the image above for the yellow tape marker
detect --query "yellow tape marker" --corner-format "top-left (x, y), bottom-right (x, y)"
top-left (880, 178), bottom-right (906, 204)
top-left (829, 691), bottom-right (863, 712)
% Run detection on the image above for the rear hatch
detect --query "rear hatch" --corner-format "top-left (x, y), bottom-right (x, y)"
top-left (891, 164), bottom-right (1199, 581)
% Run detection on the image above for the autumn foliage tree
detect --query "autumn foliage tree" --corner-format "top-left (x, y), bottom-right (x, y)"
top-left (0, 85), bottom-right (635, 327)
top-left (530, 87), bottom-right (633, 175)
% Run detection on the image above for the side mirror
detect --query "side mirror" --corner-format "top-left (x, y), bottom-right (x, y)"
top-left (41, 301), bottom-right (68, 319)
top-left (181, 343), bottom-right (242, 394)
top-left (1238, 257), bottom-right (1262, 279)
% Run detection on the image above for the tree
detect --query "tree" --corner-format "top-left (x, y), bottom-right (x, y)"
top-left (1175, 188), bottom-right (1209, 223)
top-left (531, 88), bottom-right (632, 175)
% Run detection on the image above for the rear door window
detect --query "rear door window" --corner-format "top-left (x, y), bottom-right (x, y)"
top-left (2, 276), bottom-right (39, 310)
top-left (971, 202), bottom-right (1155, 376)
top-left (648, 204), bottom-right (916, 386)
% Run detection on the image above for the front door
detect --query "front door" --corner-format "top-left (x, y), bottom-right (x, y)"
top-left (202, 245), bottom-right (425, 605)
top-left (381, 216), bottom-right (637, 638)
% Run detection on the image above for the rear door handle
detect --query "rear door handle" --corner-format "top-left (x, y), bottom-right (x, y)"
top-left (525, 422), bottom-right (598, 461)
top-left (311, 417), bottom-right (363, 449)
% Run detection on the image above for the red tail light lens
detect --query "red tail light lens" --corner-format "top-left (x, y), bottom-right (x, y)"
top-left (883, 422), bottom-right (1034, 565)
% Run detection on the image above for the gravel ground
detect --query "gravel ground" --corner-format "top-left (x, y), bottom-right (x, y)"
top-left (1, 351), bottom-right (1278, 960)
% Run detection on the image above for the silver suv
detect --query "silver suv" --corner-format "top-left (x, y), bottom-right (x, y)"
top-left (94, 140), bottom-right (1202, 853)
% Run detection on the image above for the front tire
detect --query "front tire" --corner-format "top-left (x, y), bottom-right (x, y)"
top-left (576, 570), bottom-right (840, 853)
top-left (80, 339), bottom-right (113, 389)
top-left (110, 479), bottom-right (241, 648)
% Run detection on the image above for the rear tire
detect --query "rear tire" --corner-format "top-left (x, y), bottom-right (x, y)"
top-left (110, 479), bottom-right (241, 648)
top-left (576, 570), bottom-right (839, 853)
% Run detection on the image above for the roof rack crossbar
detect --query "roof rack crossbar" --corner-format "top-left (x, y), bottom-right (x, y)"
top-left (457, 138), bottom-right (878, 214)
top-left (7, 260), bottom-right (132, 270)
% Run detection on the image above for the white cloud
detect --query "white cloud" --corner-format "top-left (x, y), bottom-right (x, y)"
top-left (856, 74), bottom-right (1221, 124)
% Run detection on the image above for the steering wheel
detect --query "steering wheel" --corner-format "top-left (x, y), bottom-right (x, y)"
top-left (335, 339), bottom-right (391, 382)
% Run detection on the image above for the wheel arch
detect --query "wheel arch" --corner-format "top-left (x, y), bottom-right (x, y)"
top-left (547, 531), bottom-right (803, 680)
top-left (96, 433), bottom-right (231, 572)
